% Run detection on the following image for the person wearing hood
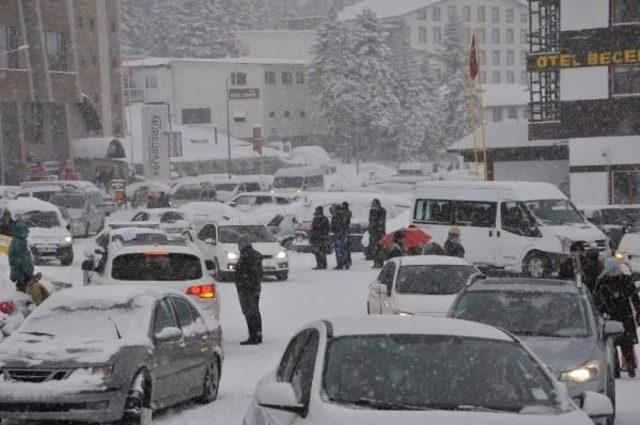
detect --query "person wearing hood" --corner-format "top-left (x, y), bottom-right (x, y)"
top-left (330, 204), bottom-right (347, 270)
top-left (9, 220), bottom-right (34, 293)
top-left (368, 199), bottom-right (386, 268)
top-left (594, 257), bottom-right (640, 377)
top-left (235, 234), bottom-right (264, 345)
top-left (0, 210), bottom-right (15, 237)
top-left (341, 202), bottom-right (353, 269)
top-left (444, 227), bottom-right (465, 258)
top-left (310, 206), bottom-right (330, 270)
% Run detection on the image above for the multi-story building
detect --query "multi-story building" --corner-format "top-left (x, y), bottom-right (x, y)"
top-left (0, 0), bottom-right (123, 184)
top-left (340, 0), bottom-right (530, 84)
top-left (528, 0), bottom-right (640, 205)
top-left (123, 57), bottom-right (323, 147)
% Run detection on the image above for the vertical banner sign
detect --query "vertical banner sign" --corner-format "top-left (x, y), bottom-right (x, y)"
top-left (168, 131), bottom-right (183, 158)
top-left (141, 105), bottom-right (170, 181)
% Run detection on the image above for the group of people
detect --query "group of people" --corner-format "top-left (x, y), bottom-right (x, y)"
top-left (146, 191), bottom-right (172, 209)
top-left (309, 202), bottom-right (353, 270)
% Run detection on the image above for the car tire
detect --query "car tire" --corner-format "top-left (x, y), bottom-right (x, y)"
top-left (367, 303), bottom-right (371, 315)
top-left (523, 253), bottom-right (551, 278)
top-left (121, 371), bottom-right (152, 425)
top-left (276, 272), bottom-right (288, 281)
top-left (60, 254), bottom-right (73, 267)
top-left (197, 357), bottom-right (221, 404)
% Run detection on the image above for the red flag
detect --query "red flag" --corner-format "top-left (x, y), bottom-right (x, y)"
top-left (469, 34), bottom-right (479, 80)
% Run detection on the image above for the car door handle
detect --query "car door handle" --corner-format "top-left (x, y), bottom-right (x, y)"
top-left (489, 230), bottom-right (493, 237)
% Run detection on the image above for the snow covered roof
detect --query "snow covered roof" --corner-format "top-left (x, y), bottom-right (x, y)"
top-left (123, 57), bottom-right (309, 68)
top-left (6, 198), bottom-right (61, 214)
top-left (482, 84), bottom-right (530, 107)
top-left (340, 0), bottom-right (528, 21)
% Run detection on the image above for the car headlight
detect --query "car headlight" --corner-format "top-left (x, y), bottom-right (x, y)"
top-left (558, 236), bottom-right (573, 253)
top-left (72, 365), bottom-right (114, 380)
top-left (276, 251), bottom-right (287, 259)
top-left (616, 251), bottom-right (628, 261)
top-left (62, 236), bottom-right (72, 244)
top-left (227, 252), bottom-right (239, 260)
top-left (560, 361), bottom-right (599, 383)
top-left (392, 310), bottom-right (413, 317)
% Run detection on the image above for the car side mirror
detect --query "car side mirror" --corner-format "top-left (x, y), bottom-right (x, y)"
top-left (66, 223), bottom-right (71, 231)
top-left (580, 391), bottom-right (614, 420)
top-left (205, 259), bottom-right (215, 271)
top-left (256, 382), bottom-right (306, 416)
top-left (154, 327), bottom-right (183, 343)
top-left (604, 320), bottom-right (624, 338)
top-left (81, 259), bottom-right (95, 272)
top-left (205, 238), bottom-right (216, 245)
top-left (229, 202), bottom-right (236, 207)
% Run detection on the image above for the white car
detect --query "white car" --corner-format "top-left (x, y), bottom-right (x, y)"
top-left (1, 198), bottom-right (74, 266)
top-left (185, 221), bottom-right (289, 281)
top-left (130, 208), bottom-right (192, 235)
top-left (229, 192), bottom-right (297, 213)
top-left (82, 241), bottom-right (221, 321)
top-left (244, 316), bottom-right (612, 425)
top-left (367, 256), bottom-right (481, 316)
top-left (179, 202), bottom-right (244, 227)
top-left (617, 220), bottom-right (640, 275)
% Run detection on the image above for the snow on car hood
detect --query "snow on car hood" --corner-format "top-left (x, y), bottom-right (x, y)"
top-left (0, 367), bottom-right (106, 401)
top-left (28, 226), bottom-right (69, 243)
top-left (516, 336), bottom-right (595, 374)
top-left (392, 294), bottom-right (457, 316)
top-left (546, 223), bottom-right (607, 244)
top-left (619, 233), bottom-right (640, 255)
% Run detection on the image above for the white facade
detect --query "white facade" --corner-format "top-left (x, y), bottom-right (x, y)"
top-left (482, 83), bottom-right (529, 122)
top-left (123, 58), bottom-right (321, 145)
top-left (341, 0), bottom-right (530, 85)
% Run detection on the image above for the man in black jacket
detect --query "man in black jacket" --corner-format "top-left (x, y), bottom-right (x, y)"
top-left (310, 206), bottom-right (330, 270)
top-left (368, 199), bottom-right (386, 268)
top-left (341, 202), bottom-right (353, 269)
top-left (235, 235), bottom-right (263, 345)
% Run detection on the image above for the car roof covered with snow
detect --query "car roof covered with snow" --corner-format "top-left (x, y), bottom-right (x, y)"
top-left (464, 278), bottom-right (583, 295)
top-left (180, 202), bottom-right (244, 220)
top-left (42, 285), bottom-right (176, 310)
top-left (109, 239), bottom-right (196, 257)
top-left (4, 198), bottom-right (63, 214)
top-left (415, 180), bottom-right (567, 200)
top-left (320, 316), bottom-right (512, 341)
top-left (390, 255), bottom-right (477, 267)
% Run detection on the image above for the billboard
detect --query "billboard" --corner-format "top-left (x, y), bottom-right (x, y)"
top-left (141, 105), bottom-right (170, 181)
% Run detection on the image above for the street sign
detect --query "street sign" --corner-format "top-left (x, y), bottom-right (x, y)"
top-left (228, 88), bottom-right (260, 100)
top-left (140, 105), bottom-right (170, 181)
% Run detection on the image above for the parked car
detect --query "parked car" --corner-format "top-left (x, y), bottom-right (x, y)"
top-left (447, 277), bottom-right (620, 407)
top-left (0, 286), bottom-right (223, 424)
top-left (184, 220), bottom-right (289, 281)
top-left (213, 178), bottom-right (265, 202)
top-left (229, 192), bottom-right (297, 213)
top-left (171, 182), bottom-right (219, 207)
top-left (367, 256), bottom-right (480, 316)
top-left (130, 208), bottom-right (192, 236)
top-left (617, 218), bottom-right (640, 276)
top-left (14, 185), bottom-right (63, 203)
top-left (179, 202), bottom-right (244, 227)
top-left (82, 241), bottom-right (221, 321)
top-left (272, 167), bottom-right (325, 193)
top-left (580, 205), bottom-right (634, 250)
top-left (412, 181), bottom-right (610, 277)
top-left (244, 316), bottom-right (612, 425)
top-left (49, 190), bottom-right (107, 237)
top-left (1, 198), bottom-right (73, 266)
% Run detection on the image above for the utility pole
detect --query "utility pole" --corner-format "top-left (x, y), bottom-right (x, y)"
top-left (226, 77), bottom-right (232, 178)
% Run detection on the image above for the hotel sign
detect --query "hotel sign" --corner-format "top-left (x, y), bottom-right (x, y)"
top-left (530, 49), bottom-right (640, 71)
top-left (229, 88), bottom-right (260, 100)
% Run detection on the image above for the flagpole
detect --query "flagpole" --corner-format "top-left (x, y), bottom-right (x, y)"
top-left (467, 32), bottom-right (481, 180)
top-left (478, 73), bottom-right (488, 181)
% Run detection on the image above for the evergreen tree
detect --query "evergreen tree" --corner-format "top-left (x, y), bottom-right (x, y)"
top-left (420, 52), bottom-right (447, 157)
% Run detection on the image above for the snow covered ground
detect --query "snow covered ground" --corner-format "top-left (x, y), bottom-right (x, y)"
top-left (27, 240), bottom-right (640, 424)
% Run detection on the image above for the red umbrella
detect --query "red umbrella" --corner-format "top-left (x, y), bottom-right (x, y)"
top-left (379, 227), bottom-right (432, 250)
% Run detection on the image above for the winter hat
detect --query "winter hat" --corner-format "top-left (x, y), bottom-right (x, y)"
top-left (315, 206), bottom-right (324, 214)
top-left (448, 226), bottom-right (461, 237)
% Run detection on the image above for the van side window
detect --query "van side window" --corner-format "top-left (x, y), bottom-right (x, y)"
top-left (454, 201), bottom-right (497, 228)
top-left (501, 202), bottom-right (538, 236)
top-left (414, 199), bottom-right (453, 224)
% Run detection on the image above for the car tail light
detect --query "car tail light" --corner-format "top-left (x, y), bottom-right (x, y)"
top-left (0, 301), bottom-right (15, 315)
top-left (187, 284), bottom-right (216, 299)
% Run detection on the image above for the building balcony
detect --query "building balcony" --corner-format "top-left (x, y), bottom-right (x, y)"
top-left (0, 68), bottom-right (31, 102)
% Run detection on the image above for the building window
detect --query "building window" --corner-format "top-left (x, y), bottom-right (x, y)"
top-left (269, 111), bottom-right (276, 118)
top-left (507, 70), bottom-right (515, 83)
top-left (24, 103), bottom-right (45, 145)
top-left (507, 9), bottom-right (514, 23)
top-left (492, 107), bottom-right (503, 122)
top-left (479, 50), bottom-right (486, 65)
top-left (284, 110), bottom-right (291, 118)
top-left (480, 71), bottom-right (486, 83)
top-left (492, 50), bottom-right (500, 65)
top-left (111, 22), bottom-right (117, 32)
top-left (111, 58), bottom-right (118, 69)
top-left (613, 0), bottom-right (640, 24)
top-left (282, 71), bottom-right (293, 85)
top-left (493, 71), bottom-right (501, 83)
top-left (521, 50), bottom-right (528, 65)
top-left (448, 5), bottom-right (456, 20)
top-left (79, 55), bottom-right (85, 66)
top-left (0, 26), bottom-right (20, 69)
top-left (521, 29), bottom-right (528, 44)
top-left (612, 64), bottom-right (640, 95)
top-left (492, 6), bottom-right (500, 23)
top-left (45, 31), bottom-right (72, 71)
top-left (92, 55), bottom-right (97, 65)
top-left (506, 28), bottom-right (514, 44)
top-left (463, 6), bottom-right (471, 21)
top-left (521, 12), bottom-right (528, 23)
top-left (477, 6), bottom-right (486, 22)
top-left (89, 18), bottom-right (95, 29)
top-left (145, 75), bottom-right (157, 89)
top-left (295, 71), bottom-right (305, 84)
top-left (300, 110), bottom-right (306, 118)
top-left (508, 107), bottom-right (518, 119)
top-left (507, 50), bottom-right (515, 65)
top-left (434, 27), bottom-right (442, 43)
top-left (419, 27), bottom-right (427, 43)
top-left (77, 16), bottom-right (83, 28)
top-left (265, 71), bottom-right (276, 85)
top-left (476, 29), bottom-right (485, 44)
top-left (418, 9), bottom-right (427, 21)
top-left (182, 108), bottom-right (211, 125)
top-left (231, 72), bottom-right (247, 86)
top-left (492, 29), bottom-right (500, 44)
top-left (433, 6), bottom-right (441, 21)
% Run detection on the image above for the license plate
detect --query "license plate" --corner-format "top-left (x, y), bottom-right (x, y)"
top-left (36, 247), bottom-right (57, 254)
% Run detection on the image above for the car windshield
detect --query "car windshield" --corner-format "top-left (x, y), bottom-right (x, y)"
top-left (19, 299), bottom-right (151, 340)
top-left (20, 210), bottom-right (60, 228)
top-left (218, 225), bottom-right (276, 243)
top-left (111, 233), bottom-right (170, 246)
top-left (600, 209), bottom-right (633, 225)
top-left (112, 253), bottom-right (202, 281)
top-left (324, 335), bottom-right (566, 414)
top-left (50, 194), bottom-right (86, 209)
top-left (451, 291), bottom-right (591, 338)
top-left (214, 183), bottom-right (238, 192)
top-left (524, 199), bottom-right (584, 225)
top-left (396, 265), bottom-right (478, 295)
top-left (175, 185), bottom-right (203, 199)
top-left (273, 176), bottom-right (303, 189)
top-left (160, 211), bottom-right (185, 223)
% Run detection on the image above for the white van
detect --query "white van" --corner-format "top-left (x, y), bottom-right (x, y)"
top-left (411, 181), bottom-right (610, 277)
top-left (272, 167), bottom-right (325, 193)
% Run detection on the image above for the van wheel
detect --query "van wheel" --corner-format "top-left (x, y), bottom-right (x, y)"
top-left (524, 253), bottom-right (551, 278)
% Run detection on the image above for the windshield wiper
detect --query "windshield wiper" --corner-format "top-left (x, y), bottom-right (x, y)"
top-left (107, 317), bottom-right (122, 340)
top-left (513, 331), bottom-right (572, 338)
top-left (20, 331), bottom-right (55, 337)
top-left (337, 398), bottom-right (434, 411)
top-left (452, 404), bottom-right (520, 413)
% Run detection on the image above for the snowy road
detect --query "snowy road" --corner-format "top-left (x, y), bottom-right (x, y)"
top-left (38, 240), bottom-right (640, 425)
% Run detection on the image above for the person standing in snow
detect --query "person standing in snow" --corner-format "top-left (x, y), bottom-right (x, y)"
top-left (444, 227), bottom-right (465, 258)
top-left (341, 202), bottom-right (353, 269)
top-left (235, 234), bottom-right (263, 345)
top-left (0, 210), bottom-right (15, 237)
top-left (368, 199), bottom-right (386, 268)
top-left (330, 204), bottom-right (347, 270)
top-left (309, 206), bottom-right (330, 270)
top-left (9, 220), bottom-right (34, 293)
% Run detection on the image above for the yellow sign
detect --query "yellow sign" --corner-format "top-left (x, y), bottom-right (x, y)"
top-left (533, 49), bottom-right (640, 70)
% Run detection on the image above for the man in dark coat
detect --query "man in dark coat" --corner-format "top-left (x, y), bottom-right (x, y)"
top-left (594, 258), bottom-right (640, 377)
top-left (309, 206), bottom-right (330, 270)
top-left (0, 211), bottom-right (15, 237)
top-left (330, 204), bottom-right (346, 270)
top-left (444, 227), bottom-right (465, 258)
top-left (368, 199), bottom-right (386, 268)
top-left (341, 202), bottom-right (353, 269)
top-left (9, 221), bottom-right (34, 293)
top-left (235, 235), bottom-right (263, 345)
